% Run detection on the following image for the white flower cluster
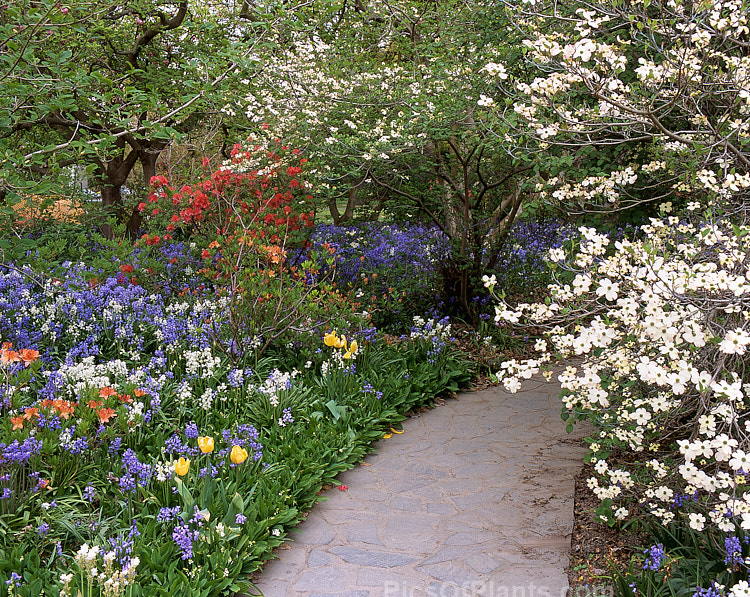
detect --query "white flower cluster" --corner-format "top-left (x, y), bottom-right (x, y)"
top-left (74, 543), bottom-right (139, 597)
top-left (491, 216), bottom-right (750, 542)
top-left (183, 348), bottom-right (221, 379)
top-left (410, 316), bottom-right (452, 342)
top-left (251, 368), bottom-right (300, 407)
top-left (199, 387), bottom-right (215, 411)
top-left (498, 0), bottom-right (750, 216)
top-left (57, 358), bottom-right (129, 397)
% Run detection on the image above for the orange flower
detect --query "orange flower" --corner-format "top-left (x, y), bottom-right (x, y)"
top-left (118, 394), bottom-right (133, 404)
top-left (53, 399), bottom-right (75, 420)
top-left (99, 387), bottom-right (117, 398)
top-left (133, 388), bottom-right (146, 398)
top-left (2, 342), bottom-right (12, 350)
top-left (18, 348), bottom-right (40, 365)
top-left (97, 408), bottom-right (116, 424)
top-left (39, 399), bottom-right (54, 409)
top-left (87, 400), bottom-right (102, 410)
top-left (23, 407), bottom-right (39, 420)
top-left (1, 350), bottom-right (20, 365)
top-left (10, 416), bottom-right (23, 431)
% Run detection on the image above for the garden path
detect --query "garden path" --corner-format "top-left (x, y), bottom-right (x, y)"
top-left (247, 380), bottom-right (587, 597)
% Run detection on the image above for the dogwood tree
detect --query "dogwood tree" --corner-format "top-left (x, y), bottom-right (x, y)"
top-left (485, 0), bottom-right (750, 589)
top-left (231, 0), bottom-right (542, 317)
top-left (484, 0), bottom-right (750, 215)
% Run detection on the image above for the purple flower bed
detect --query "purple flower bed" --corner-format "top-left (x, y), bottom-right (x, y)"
top-left (306, 222), bottom-right (451, 286)
top-left (303, 219), bottom-right (578, 325)
top-left (493, 219), bottom-right (578, 293)
top-left (0, 262), bottom-right (218, 363)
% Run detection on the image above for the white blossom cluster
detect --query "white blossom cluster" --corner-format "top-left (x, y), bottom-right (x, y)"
top-left (183, 347), bottom-right (221, 379)
top-left (74, 543), bottom-right (139, 597)
top-left (483, 0), bottom-right (750, 212)
top-left (410, 316), bottom-right (452, 342)
top-left (250, 368), bottom-right (300, 407)
top-left (489, 214), bottom-right (750, 549)
top-left (56, 357), bottom-right (129, 397)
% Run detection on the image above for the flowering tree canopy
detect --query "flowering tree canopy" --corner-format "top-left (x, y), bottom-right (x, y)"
top-left (229, 0), bottom-right (542, 316)
top-left (483, 0), bottom-right (750, 215)
top-left (484, 0), bottom-right (750, 591)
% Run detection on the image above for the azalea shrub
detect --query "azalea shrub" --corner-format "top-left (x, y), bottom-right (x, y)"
top-left (135, 141), bottom-right (349, 359)
top-left (140, 141), bottom-right (315, 242)
top-left (491, 211), bottom-right (750, 593)
top-left (0, 256), bottom-right (472, 596)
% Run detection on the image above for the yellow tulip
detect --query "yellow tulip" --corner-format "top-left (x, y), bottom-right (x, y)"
top-left (343, 339), bottom-right (359, 359)
top-left (230, 445), bottom-right (248, 465)
top-left (197, 436), bottom-right (214, 454)
top-left (175, 457), bottom-right (190, 476)
top-left (324, 331), bottom-right (338, 347)
top-left (335, 335), bottom-right (347, 350)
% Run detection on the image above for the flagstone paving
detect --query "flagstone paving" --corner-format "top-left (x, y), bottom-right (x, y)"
top-left (248, 380), bottom-right (587, 597)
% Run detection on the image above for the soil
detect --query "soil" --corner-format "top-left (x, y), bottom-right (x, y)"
top-left (566, 462), bottom-right (646, 596)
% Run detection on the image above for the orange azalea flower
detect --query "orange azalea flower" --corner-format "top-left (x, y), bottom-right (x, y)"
top-left (53, 399), bottom-right (75, 420)
top-left (1, 342), bottom-right (12, 350)
top-left (133, 388), bottom-right (146, 398)
top-left (10, 416), bottom-right (23, 431)
top-left (87, 400), bottom-right (102, 410)
top-left (38, 479), bottom-right (50, 490)
top-left (39, 399), bottom-right (54, 409)
top-left (23, 407), bottom-right (39, 420)
top-left (117, 394), bottom-right (133, 404)
top-left (208, 240), bottom-right (220, 249)
top-left (97, 408), bottom-right (116, 424)
top-left (18, 348), bottom-right (40, 365)
top-left (1, 350), bottom-right (20, 365)
top-left (99, 387), bottom-right (117, 398)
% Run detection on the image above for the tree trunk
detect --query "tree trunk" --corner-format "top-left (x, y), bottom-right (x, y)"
top-left (328, 186), bottom-right (357, 225)
top-left (100, 184), bottom-right (124, 240)
top-left (126, 150), bottom-right (161, 238)
top-left (97, 146), bottom-right (163, 239)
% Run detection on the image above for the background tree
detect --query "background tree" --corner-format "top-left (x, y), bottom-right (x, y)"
top-left (0, 0), bottom-right (271, 236)
top-left (230, 0), bottom-right (543, 318)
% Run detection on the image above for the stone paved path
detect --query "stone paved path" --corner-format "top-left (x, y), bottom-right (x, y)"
top-left (248, 381), bottom-right (587, 597)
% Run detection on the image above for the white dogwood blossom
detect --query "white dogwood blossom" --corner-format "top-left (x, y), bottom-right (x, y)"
top-left (491, 214), bottom-right (750, 554)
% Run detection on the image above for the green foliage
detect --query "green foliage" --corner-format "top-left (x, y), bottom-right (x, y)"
top-left (0, 0), bottom-right (273, 230)
top-left (611, 521), bottom-right (747, 597)
top-left (0, 280), bottom-right (472, 595)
